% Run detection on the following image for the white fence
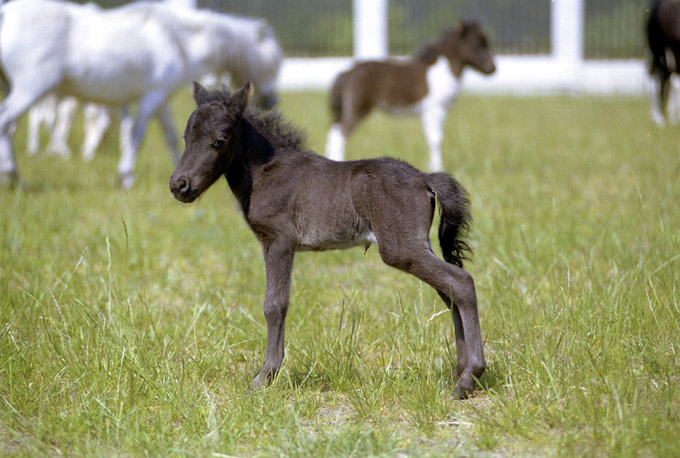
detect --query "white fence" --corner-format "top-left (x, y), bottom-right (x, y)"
top-left (279, 0), bottom-right (649, 95)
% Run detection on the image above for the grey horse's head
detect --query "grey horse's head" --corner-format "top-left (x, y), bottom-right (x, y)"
top-left (234, 20), bottom-right (283, 110)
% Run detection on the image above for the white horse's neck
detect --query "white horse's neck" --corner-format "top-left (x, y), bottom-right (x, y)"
top-left (166, 10), bottom-right (276, 86)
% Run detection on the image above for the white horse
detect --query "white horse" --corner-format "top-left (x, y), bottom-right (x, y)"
top-left (0, 0), bottom-right (283, 187)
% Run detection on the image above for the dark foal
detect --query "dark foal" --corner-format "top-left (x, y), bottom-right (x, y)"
top-left (170, 82), bottom-right (485, 399)
top-left (325, 21), bottom-right (495, 171)
top-left (647, 0), bottom-right (680, 125)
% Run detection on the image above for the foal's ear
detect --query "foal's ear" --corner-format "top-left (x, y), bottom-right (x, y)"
top-left (232, 82), bottom-right (255, 112)
top-left (457, 20), bottom-right (478, 37)
top-left (193, 81), bottom-right (212, 106)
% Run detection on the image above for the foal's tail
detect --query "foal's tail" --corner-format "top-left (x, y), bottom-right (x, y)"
top-left (426, 172), bottom-right (472, 268)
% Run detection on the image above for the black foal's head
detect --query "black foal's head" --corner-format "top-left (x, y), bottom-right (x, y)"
top-left (169, 81), bottom-right (252, 203)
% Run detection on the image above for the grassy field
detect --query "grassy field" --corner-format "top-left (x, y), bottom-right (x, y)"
top-left (1, 90), bottom-right (679, 457)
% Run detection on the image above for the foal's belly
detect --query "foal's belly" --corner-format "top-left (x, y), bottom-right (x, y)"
top-left (383, 101), bottom-right (424, 116)
top-left (296, 228), bottom-right (377, 252)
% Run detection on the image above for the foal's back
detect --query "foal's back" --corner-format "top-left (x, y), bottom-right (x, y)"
top-left (335, 59), bottom-right (431, 110)
top-left (247, 151), bottom-right (434, 252)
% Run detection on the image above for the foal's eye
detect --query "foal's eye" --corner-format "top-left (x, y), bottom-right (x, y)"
top-left (212, 138), bottom-right (226, 149)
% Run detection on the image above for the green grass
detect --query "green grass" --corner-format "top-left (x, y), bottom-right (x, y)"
top-left (1, 91), bottom-right (679, 456)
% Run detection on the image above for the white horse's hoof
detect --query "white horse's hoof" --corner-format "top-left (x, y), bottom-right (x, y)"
top-left (51, 148), bottom-right (72, 159)
top-left (117, 173), bottom-right (135, 189)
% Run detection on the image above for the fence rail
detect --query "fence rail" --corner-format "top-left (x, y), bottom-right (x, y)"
top-left (80, 0), bottom-right (648, 59)
top-left (584, 0), bottom-right (647, 59)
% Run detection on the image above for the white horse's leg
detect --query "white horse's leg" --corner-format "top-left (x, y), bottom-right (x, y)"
top-left (82, 103), bottom-right (112, 160)
top-left (325, 123), bottom-right (347, 161)
top-left (26, 95), bottom-right (58, 155)
top-left (47, 96), bottom-right (78, 158)
top-left (668, 75), bottom-right (680, 125)
top-left (649, 74), bottom-right (667, 126)
top-left (117, 91), bottom-right (168, 188)
top-left (26, 106), bottom-right (43, 156)
top-left (0, 127), bottom-right (17, 184)
top-left (157, 103), bottom-right (179, 163)
top-left (421, 105), bottom-right (447, 171)
top-left (118, 108), bottom-right (135, 189)
top-left (0, 88), bottom-right (50, 182)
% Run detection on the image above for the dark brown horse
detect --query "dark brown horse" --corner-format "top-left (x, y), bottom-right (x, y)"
top-left (169, 82), bottom-right (485, 399)
top-left (325, 21), bottom-right (495, 171)
top-left (647, 0), bottom-right (680, 125)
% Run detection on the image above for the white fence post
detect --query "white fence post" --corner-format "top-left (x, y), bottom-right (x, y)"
top-left (551, 0), bottom-right (585, 85)
top-left (353, 0), bottom-right (388, 59)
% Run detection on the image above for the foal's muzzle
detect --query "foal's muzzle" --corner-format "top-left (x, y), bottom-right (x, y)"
top-left (480, 60), bottom-right (496, 75)
top-left (169, 175), bottom-right (197, 203)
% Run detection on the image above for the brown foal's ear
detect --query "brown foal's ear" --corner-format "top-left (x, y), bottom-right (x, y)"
top-left (232, 82), bottom-right (254, 113)
top-left (193, 81), bottom-right (212, 106)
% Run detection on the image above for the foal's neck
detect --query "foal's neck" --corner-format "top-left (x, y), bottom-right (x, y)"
top-left (224, 117), bottom-right (275, 215)
top-left (415, 36), bottom-right (465, 77)
top-left (435, 40), bottom-right (465, 77)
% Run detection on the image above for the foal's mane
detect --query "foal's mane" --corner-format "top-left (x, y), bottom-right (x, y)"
top-left (413, 26), bottom-right (459, 63)
top-left (413, 21), bottom-right (480, 64)
top-left (246, 109), bottom-right (308, 151)
top-left (200, 85), bottom-right (307, 151)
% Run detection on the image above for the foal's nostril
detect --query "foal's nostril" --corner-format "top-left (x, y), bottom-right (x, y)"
top-left (178, 178), bottom-right (190, 195)
top-left (171, 176), bottom-right (191, 198)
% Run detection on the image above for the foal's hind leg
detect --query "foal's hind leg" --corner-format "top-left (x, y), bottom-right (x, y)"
top-left (419, 255), bottom-right (484, 398)
top-left (437, 291), bottom-right (467, 378)
top-left (414, 254), bottom-right (484, 398)
top-left (252, 240), bottom-right (295, 389)
top-left (325, 94), bottom-right (371, 161)
top-left (380, 246), bottom-right (484, 399)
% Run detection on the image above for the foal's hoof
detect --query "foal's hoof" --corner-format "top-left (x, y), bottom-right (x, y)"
top-left (117, 172), bottom-right (135, 189)
top-left (450, 384), bottom-right (473, 400)
top-left (251, 374), bottom-right (264, 390)
top-left (252, 369), bottom-right (276, 390)
top-left (450, 375), bottom-right (479, 400)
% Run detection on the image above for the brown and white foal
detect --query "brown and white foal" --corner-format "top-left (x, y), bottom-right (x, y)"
top-left (325, 21), bottom-right (495, 171)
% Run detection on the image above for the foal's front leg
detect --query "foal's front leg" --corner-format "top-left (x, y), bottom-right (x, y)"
top-left (421, 105), bottom-right (447, 171)
top-left (252, 241), bottom-right (295, 389)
